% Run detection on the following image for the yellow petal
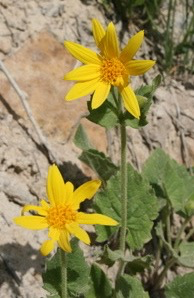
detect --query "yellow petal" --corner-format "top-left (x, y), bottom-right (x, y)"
top-left (91, 81), bottom-right (111, 109)
top-left (21, 205), bottom-right (48, 216)
top-left (47, 165), bottom-right (66, 206)
top-left (72, 180), bottom-right (101, 210)
top-left (64, 41), bottom-right (102, 65)
top-left (120, 85), bottom-right (140, 119)
top-left (65, 78), bottom-right (100, 101)
top-left (120, 30), bottom-right (144, 63)
top-left (64, 64), bottom-right (101, 81)
top-left (40, 199), bottom-right (50, 210)
top-left (47, 166), bottom-right (55, 205)
top-left (40, 239), bottom-right (55, 256)
top-left (77, 212), bottom-right (118, 226)
top-left (92, 18), bottom-right (105, 51)
top-left (66, 223), bottom-right (90, 245)
top-left (65, 181), bottom-right (74, 205)
top-left (103, 22), bottom-right (119, 58)
top-left (65, 181), bottom-right (74, 195)
top-left (14, 216), bottom-right (48, 230)
top-left (58, 230), bottom-right (72, 253)
top-left (48, 227), bottom-right (60, 240)
top-left (126, 60), bottom-right (155, 75)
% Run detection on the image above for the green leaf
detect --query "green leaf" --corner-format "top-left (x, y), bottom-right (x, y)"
top-left (125, 255), bottom-right (153, 275)
top-left (142, 148), bottom-right (169, 184)
top-left (136, 95), bottom-right (148, 108)
top-left (73, 123), bottom-right (93, 151)
top-left (103, 246), bottom-right (153, 273)
top-left (104, 246), bottom-right (126, 263)
top-left (87, 91), bottom-right (118, 129)
top-left (42, 252), bottom-right (61, 297)
top-left (124, 75), bottom-right (161, 129)
top-left (79, 149), bottom-right (118, 182)
top-left (87, 77), bottom-right (161, 130)
top-left (133, 0), bottom-right (145, 6)
top-left (85, 264), bottom-right (112, 298)
top-left (142, 148), bottom-right (194, 215)
top-left (66, 239), bottom-right (90, 295)
top-left (136, 74), bottom-right (161, 101)
top-left (94, 224), bottom-right (115, 243)
top-left (165, 272), bottom-right (194, 298)
top-left (155, 222), bottom-right (178, 258)
top-left (125, 164), bottom-right (158, 248)
top-left (138, 74), bottom-right (161, 98)
top-left (116, 275), bottom-right (149, 298)
top-left (103, 246), bottom-right (125, 265)
top-left (43, 239), bottom-right (90, 297)
top-left (184, 194), bottom-right (194, 216)
top-left (124, 94), bottom-right (150, 129)
top-left (178, 242), bottom-right (194, 268)
top-left (94, 164), bottom-right (158, 249)
top-left (124, 109), bottom-right (148, 129)
top-left (152, 74), bottom-right (162, 90)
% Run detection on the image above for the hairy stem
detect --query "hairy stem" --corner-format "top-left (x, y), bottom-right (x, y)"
top-left (166, 208), bottom-right (172, 247)
top-left (185, 226), bottom-right (194, 241)
top-left (174, 216), bottom-right (192, 250)
top-left (119, 121), bottom-right (128, 252)
top-left (153, 258), bottom-right (175, 290)
top-left (153, 238), bottom-right (162, 276)
top-left (115, 118), bottom-right (128, 289)
top-left (59, 249), bottom-right (68, 298)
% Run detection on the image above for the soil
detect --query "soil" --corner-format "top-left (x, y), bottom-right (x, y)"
top-left (0, 0), bottom-right (194, 297)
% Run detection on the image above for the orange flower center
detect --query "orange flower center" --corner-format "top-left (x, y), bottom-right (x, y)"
top-left (46, 205), bottom-right (77, 229)
top-left (101, 58), bottom-right (127, 86)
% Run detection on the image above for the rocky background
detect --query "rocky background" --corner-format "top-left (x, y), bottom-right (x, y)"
top-left (0, 0), bottom-right (194, 297)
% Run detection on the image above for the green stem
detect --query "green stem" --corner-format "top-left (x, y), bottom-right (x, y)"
top-left (119, 121), bottom-right (128, 252)
top-left (115, 118), bottom-right (128, 291)
top-left (153, 258), bottom-right (175, 290)
top-left (59, 249), bottom-right (68, 298)
top-left (166, 208), bottom-right (172, 247)
top-left (112, 87), bottom-right (120, 111)
top-left (153, 238), bottom-right (162, 276)
top-left (174, 216), bottom-right (191, 250)
top-left (185, 226), bottom-right (194, 241)
top-left (116, 259), bottom-right (126, 283)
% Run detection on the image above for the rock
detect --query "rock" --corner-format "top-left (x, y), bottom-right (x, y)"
top-left (0, 36), bottom-right (12, 54)
top-left (42, 4), bottom-right (64, 17)
top-left (0, 172), bottom-right (35, 205)
top-left (1, 7), bottom-right (26, 32)
top-left (0, 192), bottom-right (47, 298)
top-left (0, 21), bottom-right (10, 37)
top-left (0, 31), bottom-right (108, 158)
top-left (0, 2), bottom-right (194, 297)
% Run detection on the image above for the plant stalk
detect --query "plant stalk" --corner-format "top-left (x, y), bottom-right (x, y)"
top-left (115, 119), bottom-right (128, 287)
top-left (153, 258), bottom-right (175, 290)
top-left (185, 226), bottom-right (194, 241)
top-left (174, 216), bottom-right (191, 250)
top-left (166, 208), bottom-right (172, 247)
top-left (119, 121), bottom-right (128, 252)
top-left (59, 249), bottom-right (68, 298)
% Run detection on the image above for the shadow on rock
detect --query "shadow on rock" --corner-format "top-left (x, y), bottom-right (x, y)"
top-left (0, 242), bottom-right (44, 295)
top-left (59, 161), bottom-right (90, 188)
top-left (59, 161), bottom-right (94, 211)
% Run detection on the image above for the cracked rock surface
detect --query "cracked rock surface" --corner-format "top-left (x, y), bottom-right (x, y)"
top-left (0, 0), bottom-right (194, 297)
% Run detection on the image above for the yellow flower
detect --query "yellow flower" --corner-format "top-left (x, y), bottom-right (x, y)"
top-left (14, 165), bottom-right (118, 256)
top-left (64, 19), bottom-right (155, 119)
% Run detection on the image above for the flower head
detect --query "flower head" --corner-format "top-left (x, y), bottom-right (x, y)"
top-left (14, 165), bottom-right (118, 256)
top-left (64, 19), bottom-right (155, 119)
